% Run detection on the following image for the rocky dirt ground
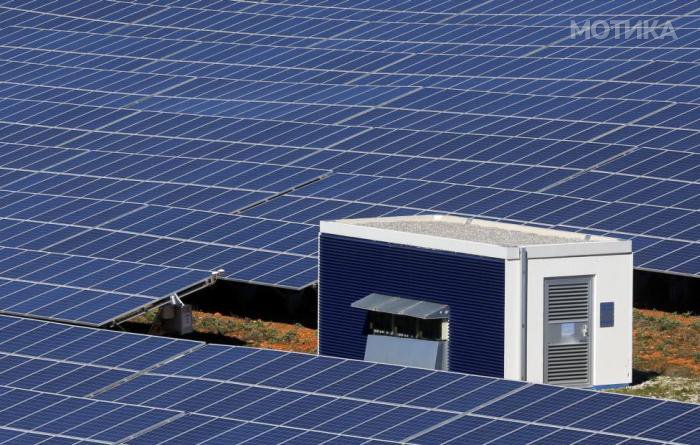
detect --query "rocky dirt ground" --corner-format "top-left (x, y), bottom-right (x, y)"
top-left (630, 309), bottom-right (699, 377)
top-left (610, 309), bottom-right (699, 402)
top-left (125, 309), bottom-right (317, 353)
top-left (125, 307), bottom-right (699, 402)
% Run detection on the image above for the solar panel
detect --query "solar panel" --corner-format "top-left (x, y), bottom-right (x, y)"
top-left (0, 0), bottom-right (695, 330)
top-left (0, 353), bottom-right (132, 398)
top-left (0, 427), bottom-right (105, 444)
top-left (0, 315), bottom-right (200, 370)
top-left (0, 314), bottom-right (697, 444)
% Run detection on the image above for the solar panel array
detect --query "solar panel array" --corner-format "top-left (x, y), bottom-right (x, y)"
top-left (0, 0), bottom-right (697, 323)
top-left (0, 314), bottom-right (696, 445)
top-left (0, 244), bottom-right (212, 326)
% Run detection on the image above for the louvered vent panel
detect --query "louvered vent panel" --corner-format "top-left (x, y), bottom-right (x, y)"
top-left (547, 282), bottom-right (589, 322)
top-left (546, 344), bottom-right (589, 385)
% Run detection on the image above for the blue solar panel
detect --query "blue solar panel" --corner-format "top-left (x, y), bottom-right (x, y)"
top-left (505, 388), bottom-right (593, 422)
top-left (0, 2), bottom-right (697, 440)
top-left (641, 408), bottom-right (700, 442)
top-left (0, 238), bottom-right (214, 325)
top-left (349, 366), bottom-right (433, 400)
top-left (0, 315), bottom-right (199, 370)
top-left (0, 0), bottom-right (695, 296)
top-left (475, 384), bottom-right (562, 417)
top-left (571, 396), bottom-right (662, 430)
top-left (606, 402), bottom-right (696, 436)
top-left (529, 429), bottom-right (592, 445)
top-left (539, 392), bottom-right (628, 426)
top-left (0, 386), bottom-right (179, 442)
top-left (0, 354), bottom-right (131, 397)
top-left (0, 314), bottom-right (697, 444)
top-left (0, 427), bottom-right (103, 444)
top-left (454, 419), bottom-right (524, 444)
top-left (489, 424), bottom-right (558, 445)
top-left (375, 410), bottom-right (456, 441)
top-left (127, 414), bottom-right (240, 445)
top-left (412, 415), bottom-right (491, 445)
top-left (406, 374), bottom-right (494, 408)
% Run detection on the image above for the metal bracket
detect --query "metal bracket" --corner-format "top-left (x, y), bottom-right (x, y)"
top-left (207, 269), bottom-right (225, 285)
top-left (169, 294), bottom-right (185, 307)
top-left (110, 269), bottom-right (225, 328)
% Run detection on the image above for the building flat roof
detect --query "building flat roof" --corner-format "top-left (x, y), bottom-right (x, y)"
top-left (348, 215), bottom-right (613, 247)
top-left (322, 215), bottom-right (631, 259)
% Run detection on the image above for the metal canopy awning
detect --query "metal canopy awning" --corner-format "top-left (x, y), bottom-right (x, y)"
top-left (351, 293), bottom-right (449, 319)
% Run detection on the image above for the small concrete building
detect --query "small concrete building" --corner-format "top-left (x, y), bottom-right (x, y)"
top-left (319, 215), bottom-right (633, 388)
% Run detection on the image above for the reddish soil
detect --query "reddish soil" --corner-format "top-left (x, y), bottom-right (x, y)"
top-left (633, 309), bottom-right (699, 377)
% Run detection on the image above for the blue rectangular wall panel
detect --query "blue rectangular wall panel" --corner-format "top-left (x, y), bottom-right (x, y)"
top-left (319, 234), bottom-right (505, 377)
top-left (600, 302), bottom-right (615, 328)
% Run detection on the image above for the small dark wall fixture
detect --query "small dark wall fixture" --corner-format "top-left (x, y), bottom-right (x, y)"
top-left (600, 302), bottom-right (615, 328)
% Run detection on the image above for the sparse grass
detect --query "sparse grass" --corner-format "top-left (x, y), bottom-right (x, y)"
top-left (137, 309), bottom-right (157, 323)
top-left (634, 309), bottom-right (681, 331)
top-left (631, 309), bottom-right (699, 378)
top-left (193, 313), bottom-right (305, 345)
top-left (611, 376), bottom-right (700, 403)
top-left (606, 309), bottom-right (699, 403)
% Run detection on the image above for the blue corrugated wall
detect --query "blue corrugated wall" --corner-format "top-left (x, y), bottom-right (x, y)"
top-left (319, 234), bottom-right (506, 378)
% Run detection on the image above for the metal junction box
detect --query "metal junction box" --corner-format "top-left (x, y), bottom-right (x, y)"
top-left (161, 304), bottom-right (193, 336)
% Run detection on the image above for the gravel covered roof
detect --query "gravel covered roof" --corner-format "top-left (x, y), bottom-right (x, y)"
top-left (357, 220), bottom-right (588, 247)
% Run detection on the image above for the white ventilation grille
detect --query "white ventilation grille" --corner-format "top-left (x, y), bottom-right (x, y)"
top-left (546, 344), bottom-right (589, 384)
top-left (546, 281), bottom-right (589, 322)
top-left (545, 277), bottom-right (591, 386)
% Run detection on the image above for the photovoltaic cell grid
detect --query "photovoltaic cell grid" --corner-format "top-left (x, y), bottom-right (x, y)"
top-left (0, 0), bottom-right (695, 328)
top-left (0, 314), bottom-right (697, 445)
top-left (0, 245), bottom-right (212, 326)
